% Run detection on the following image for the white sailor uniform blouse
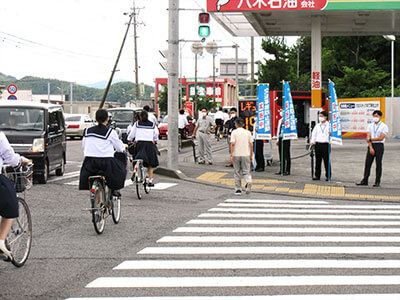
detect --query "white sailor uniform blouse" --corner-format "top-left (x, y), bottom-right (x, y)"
top-left (82, 125), bottom-right (125, 158)
top-left (127, 121), bottom-right (159, 142)
top-left (0, 132), bottom-right (21, 173)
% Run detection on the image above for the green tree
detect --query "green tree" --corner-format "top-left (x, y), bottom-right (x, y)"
top-left (197, 97), bottom-right (217, 111)
top-left (158, 86), bottom-right (168, 112)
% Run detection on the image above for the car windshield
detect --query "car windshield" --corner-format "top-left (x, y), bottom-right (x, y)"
top-left (65, 116), bottom-right (82, 122)
top-left (162, 116), bottom-right (168, 123)
top-left (0, 107), bottom-right (45, 131)
top-left (109, 110), bottom-right (134, 122)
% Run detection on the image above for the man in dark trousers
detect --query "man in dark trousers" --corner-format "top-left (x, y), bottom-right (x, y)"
top-left (225, 108), bottom-right (238, 167)
top-left (275, 109), bottom-right (291, 175)
top-left (310, 110), bottom-right (331, 181)
top-left (356, 110), bottom-right (389, 187)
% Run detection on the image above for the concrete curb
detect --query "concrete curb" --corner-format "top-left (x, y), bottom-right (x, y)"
top-left (154, 167), bottom-right (187, 179)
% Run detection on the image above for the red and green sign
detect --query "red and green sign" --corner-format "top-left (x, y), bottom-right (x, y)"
top-left (208, 0), bottom-right (400, 12)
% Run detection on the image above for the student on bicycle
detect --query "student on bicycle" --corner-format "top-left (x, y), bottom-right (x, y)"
top-left (127, 110), bottom-right (159, 187)
top-left (0, 132), bottom-right (29, 259)
top-left (79, 109), bottom-right (127, 195)
top-left (178, 109), bottom-right (189, 139)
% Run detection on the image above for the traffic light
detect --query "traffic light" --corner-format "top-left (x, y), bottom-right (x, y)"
top-left (198, 13), bottom-right (210, 38)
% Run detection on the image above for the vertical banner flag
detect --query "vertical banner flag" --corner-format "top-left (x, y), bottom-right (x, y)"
top-left (256, 84), bottom-right (271, 140)
top-left (329, 80), bottom-right (342, 145)
top-left (282, 82), bottom-right (298, 140)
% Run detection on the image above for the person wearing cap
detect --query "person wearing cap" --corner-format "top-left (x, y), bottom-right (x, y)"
top-left (310, 110), bottom-right (331, 181)
top-left (356, 110), bottom-right (389, 187)
top-left (230, 118), bottom-right (254, 196)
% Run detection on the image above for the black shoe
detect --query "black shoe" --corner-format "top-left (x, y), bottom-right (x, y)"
top-left (283, 172), bottom-right (290, 176)
top-left (112, 190), bottom-right (121, 197)
top-left (325, 178), bottom-right (329, 181)
top-left (312, 177), bottom-right (320, 181)
top-left (356, 181), bottom-right (368, 186)
top-left (275, 171), bottom-right (282, 175)
top-left (208, 162), bottom-right (213, 165)
top-left (225, 164), bottom-right (233, 167)
top-left (148, 182), bottom-right (155, 187)
top-left (198, 161), bottom-right (205, 165)
top-left (373, 183), bottom-right (380, 187)
top-left (255, 168), bottom-right (264, 172)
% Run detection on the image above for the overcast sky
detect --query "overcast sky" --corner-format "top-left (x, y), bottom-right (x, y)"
top-left (0, 0), bottom-right (296, 87)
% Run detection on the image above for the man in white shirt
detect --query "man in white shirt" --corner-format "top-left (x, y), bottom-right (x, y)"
top-left (214, 107), bottom-right (225, 138)
top-left (310, 110), bottom-right (331, 181)
top-left (230, 118), bottom-right (254, 195)
top-left (356, 110), bottom-right (389, 187)
top-left (143, 105), bottom-right (158, 125)
top-left (178, 109), bottom-right (189, 138)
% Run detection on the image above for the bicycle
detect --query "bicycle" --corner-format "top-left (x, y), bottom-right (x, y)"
top-left (1, 163), bottom-right (33, 267)
top-left (131, 159), bottom-right (150, 200)
top-left (88, 172), bottom-right (121, 234)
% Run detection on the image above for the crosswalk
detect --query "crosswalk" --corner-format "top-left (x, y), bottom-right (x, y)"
top-left (48, 171), bottom-right (177, 190)
top-left (66, 198), bottom-right (400, 299)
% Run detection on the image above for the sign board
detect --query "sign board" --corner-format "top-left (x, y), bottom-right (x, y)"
top-left (329, 81), bottom-right (342, 145)
top-left (255, 84), bottom-right (272, 140)
top-left (184, 101), bottom-right (194, 116)
top-left (339, 99), bottom-right (380, 134)
top-left (208, 0), bottom-right (400, 12)
top-left (7, 84), bottom-right (18, 94)
top-left (7, 95), bottom-right (17, 100)
top-left (282, 82), bottom-right (298, 140)
top-left (189, 84), bottom-right (206, 98)
top-left (239, 100), bottom-right (256, 132)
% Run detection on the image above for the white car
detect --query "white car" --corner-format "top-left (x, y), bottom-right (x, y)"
top-left (65, 114), bottom-right (94, 139)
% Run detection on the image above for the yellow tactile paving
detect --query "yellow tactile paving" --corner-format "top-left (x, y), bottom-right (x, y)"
top-left (196, 172), bottom-right (396, 201)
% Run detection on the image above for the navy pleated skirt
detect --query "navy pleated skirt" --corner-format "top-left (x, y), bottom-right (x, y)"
top-left (0, 174), bottom-right (19, 218)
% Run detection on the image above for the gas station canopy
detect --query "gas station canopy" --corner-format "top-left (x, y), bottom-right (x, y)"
top-left (207, 0), bottom-right (400, 36)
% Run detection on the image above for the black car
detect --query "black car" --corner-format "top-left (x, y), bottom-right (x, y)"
top-left (108, 108), bottom-right (142, 142)
top-left (0, 101), bottom-right (66, 184)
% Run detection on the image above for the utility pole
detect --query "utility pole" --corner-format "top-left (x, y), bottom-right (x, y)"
top-left (191, 42), bottom-right (203, 118)
top-left (70, 82), bottom-right (73, 114)
top-left (167, 0), bottom-right (179, 170)
top-left (99, 13), bottom-right (133, 108)
top-left (133, 0), bottom-right (140, 105)
top-left (250, 37), bottom-right (255, 97)
top-left (234, 44), bottom-right (239, 109)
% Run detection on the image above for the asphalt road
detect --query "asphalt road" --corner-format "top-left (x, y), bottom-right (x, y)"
top-left (1, 139), bottom-right (400, 299)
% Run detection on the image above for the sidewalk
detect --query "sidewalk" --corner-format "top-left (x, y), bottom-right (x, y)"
top-left (160, 137), bottom-right (400, 202)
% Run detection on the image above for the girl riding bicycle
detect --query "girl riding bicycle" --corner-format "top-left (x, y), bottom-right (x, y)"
top-left (79, 109), bottom-right (127, 195)
top-left (0, 132), bottom-right (29, 259)
top-left (127, 110), bottom-right (159, 187)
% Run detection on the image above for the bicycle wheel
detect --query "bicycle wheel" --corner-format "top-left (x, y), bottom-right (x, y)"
top-left (111, 193), bottom-right (121, 224)
top-left (144, 176), bottom-right (150, 194)
top-left (135, 175), bottom-right (142, 200)
top-left (7, 197), bottom-right (32, 267)
top-left (91, 180), bottom-right (106, 234)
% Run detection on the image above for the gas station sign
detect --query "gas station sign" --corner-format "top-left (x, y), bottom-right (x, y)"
top-left (208, 0), bottom-right (400, 11)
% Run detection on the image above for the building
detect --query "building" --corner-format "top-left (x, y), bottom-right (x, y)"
top-left (219, 58), bottom-right (248, 80)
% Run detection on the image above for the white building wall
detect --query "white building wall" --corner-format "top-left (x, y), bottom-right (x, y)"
top-left (385, 97), bottom-right (400, 138)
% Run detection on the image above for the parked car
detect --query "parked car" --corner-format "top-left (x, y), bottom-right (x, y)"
top-left (0, 101), bottom-right (66, 184)
top-left (158, 115), bottom-right (195, 139)
top-left (65, 114), bottom-right (94, 139)
top-left (108, 108), bottom-right (142, 142)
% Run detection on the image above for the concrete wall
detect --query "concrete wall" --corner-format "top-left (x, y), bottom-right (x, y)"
top-left (385, 97), bottom-right (400, 138)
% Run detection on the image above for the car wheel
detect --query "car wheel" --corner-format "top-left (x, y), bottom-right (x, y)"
top-left (56, 156), bottom-right (65, 176)
top-left (38, 161), bottom-right (49, 184)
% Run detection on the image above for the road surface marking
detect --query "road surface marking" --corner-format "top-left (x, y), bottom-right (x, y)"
top-left (174, 227), bottom-right (400, 233)
top-left (187, 219), bottom-right (400, 226)
top-left (65, 295), bottom-right (400, 300)
top-left (86, 275), bottom-right (400, 288)
top-left (209, 207), bottom-right (400, 214)
top-left (114, 259), bottom-right (400, 270)
top-left (224, 199), bottom-right (329, 204)
top-left (198, 213), bottom-right (400, 220)
top-left (48, 171), bottom-right (80, 182)
top-left (157, 236), bottom-right (400, 243)
top-left (152, 183), bottom-right (178, 190)
top-left (65, 179), bottom-right (80, 186)
top-left (217, 203), bottom-right (400, 209)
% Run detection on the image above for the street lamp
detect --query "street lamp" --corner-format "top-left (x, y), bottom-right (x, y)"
top-left (191, 42), bottom-right (204, 117)
top-left (205, 41), bottom-right (218, 103)
top-left (383, 35), bottom-right (396, 98)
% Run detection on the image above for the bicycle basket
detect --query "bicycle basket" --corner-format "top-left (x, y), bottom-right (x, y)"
top-left (3, 164), bottom-right (33, 193)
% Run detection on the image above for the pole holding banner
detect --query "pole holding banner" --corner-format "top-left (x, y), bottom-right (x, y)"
top-left (282, 81), bottom-right (298, 140)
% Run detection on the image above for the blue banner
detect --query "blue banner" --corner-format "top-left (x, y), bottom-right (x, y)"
top-left (282, 82), bottom-right (298, 140)
top-left (256, 84), bottom-right (271, 140)
top-left (329, 81), bottom-right (342, 145)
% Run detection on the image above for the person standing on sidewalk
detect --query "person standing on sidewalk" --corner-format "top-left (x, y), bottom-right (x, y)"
top-left (214, 107), bottom-right (225, 139)
top-left (230, 118), bottom-right (254, 195)
top-left (310, 111), bottom-right (331, 181)
top-left (356, 110), bottom-right (388, 187)
top-left (191, 108), bottom-right (216, 165)
top-left (225, 108), bottom-right (238, 167)
top-left (275, 109), bottom-right (291, 176)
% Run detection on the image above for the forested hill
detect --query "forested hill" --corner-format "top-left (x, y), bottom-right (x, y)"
top-left (0, 73), bottom-right (154, 102)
